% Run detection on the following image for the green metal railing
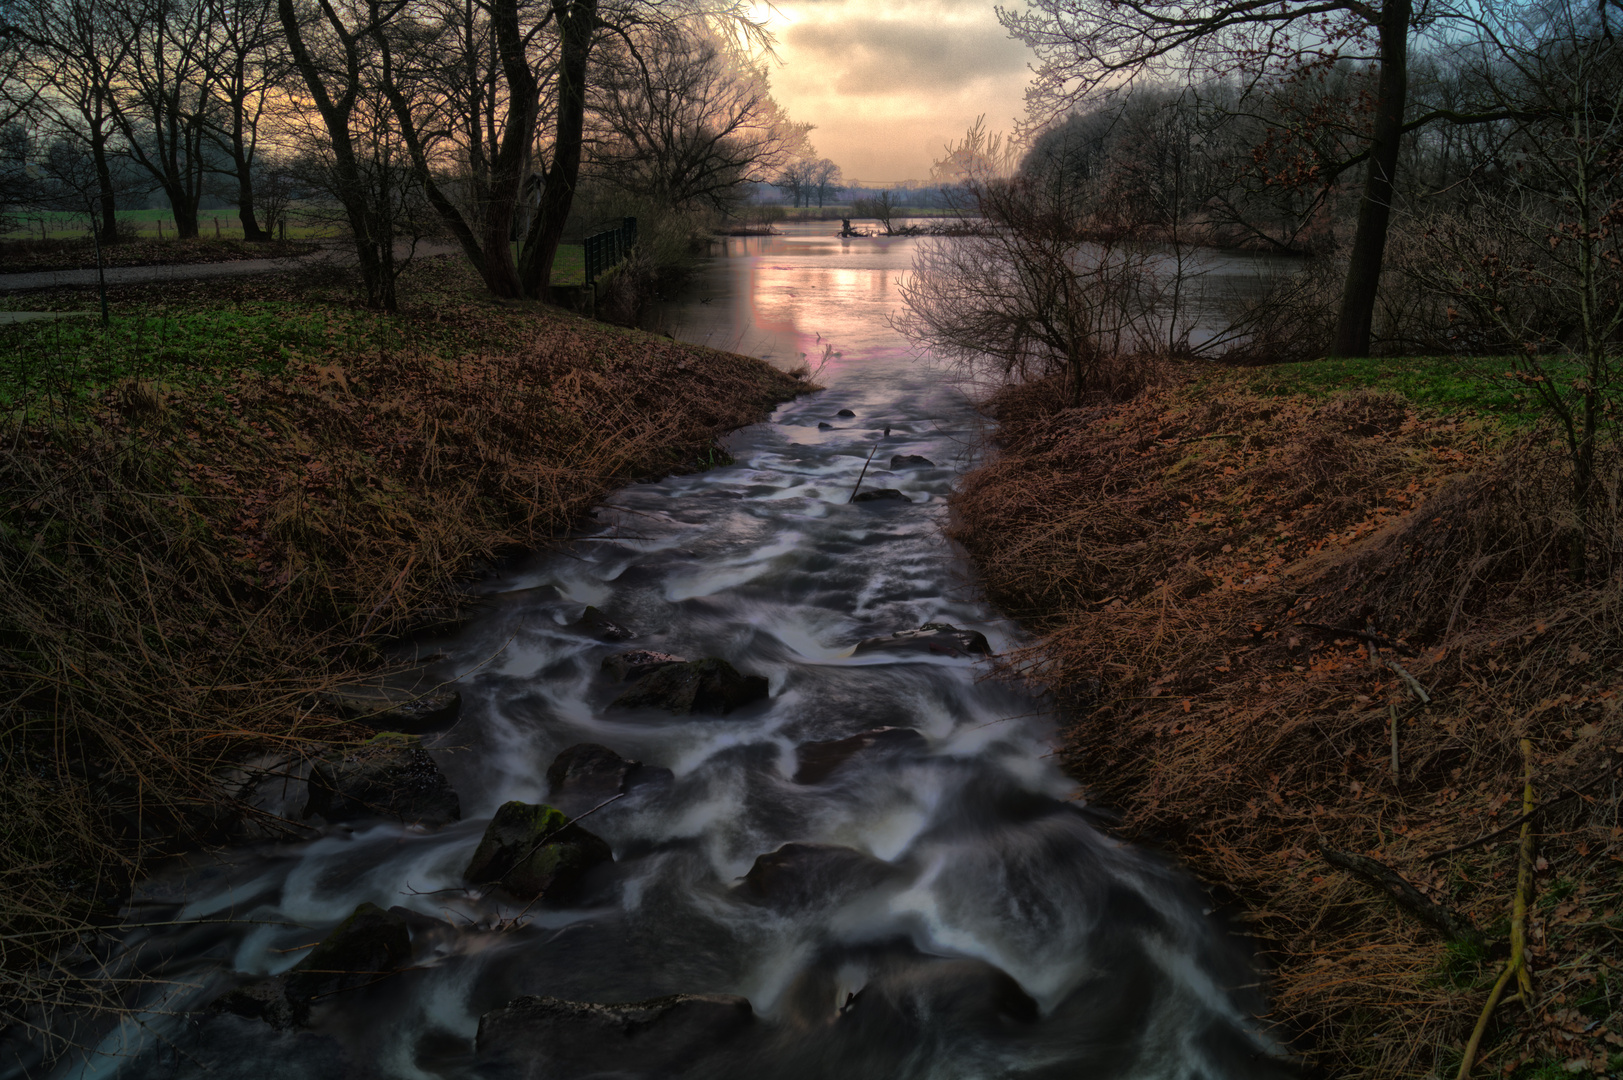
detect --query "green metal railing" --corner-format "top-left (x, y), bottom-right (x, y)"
top-left (584, 217), bottom-right (637, 285)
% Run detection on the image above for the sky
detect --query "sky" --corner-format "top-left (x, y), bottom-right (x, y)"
top-left (758, 0), bottom-right (1035, 184)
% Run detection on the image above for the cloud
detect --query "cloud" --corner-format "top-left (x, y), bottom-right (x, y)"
top-left (786, 16), bottom-right (1030, 96)
top-left (764, 0), bottom-right (1033, 177)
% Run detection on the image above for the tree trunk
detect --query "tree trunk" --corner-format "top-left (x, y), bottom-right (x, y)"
top-left (91, 130), bottom-right (120, 244)
top-left (1330, 0), bottom-right (1411, 358)
top-left (519, 0), bottom-right (595, 299)
top-left (232, 112), bottom-right (268, 241)
top-left (172, 197), bottom-right (200, 239)
top-left (279, 0), bottom-right (392, 308)
top-left (237, 167), bottom-right (267, 241)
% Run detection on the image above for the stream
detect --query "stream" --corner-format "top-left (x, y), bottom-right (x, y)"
top-left (26, 224), bottom-right (1291, 1080)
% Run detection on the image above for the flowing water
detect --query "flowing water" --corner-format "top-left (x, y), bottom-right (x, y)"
top-left (25, 225), bottom-right (1293, 1080)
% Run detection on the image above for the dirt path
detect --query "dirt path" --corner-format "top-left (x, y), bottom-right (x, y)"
top-left (0, 241), bottom-right (463, 294)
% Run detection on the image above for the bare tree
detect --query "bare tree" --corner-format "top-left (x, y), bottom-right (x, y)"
top-left (1404, 1), bottom-right (1623, 577)
top-left (895, 175), bottom-right (1161, 404)
top-left (6, 0), bottom-right (133, 241)
top-left (805, 156), bottom-right (838, 207)
top-left (852, 188), bottom-right (901, 234)
top-left (110, 0), bottom-right (218, 239)
top-left (277, 0), bottom-right (417, 306)
top-left (589, 27), bottom-right (807, 213)
top-left (201, 0), bottom-right (284, 240)
top-left (996, 0), bottom-right (1518, 357)
top-left (774, 154), bottom-right (814, 206)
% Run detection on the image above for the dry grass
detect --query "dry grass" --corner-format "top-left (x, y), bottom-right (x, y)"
top-left (0, 277), bottom-right (805, 1061)
top-left (955, 367), bottom-right (1623, 1078)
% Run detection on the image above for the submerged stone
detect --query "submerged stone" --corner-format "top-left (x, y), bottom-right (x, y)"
top-left (607, 654), bottom-right (769, 715)
top-left (889, 454), bottom-right (935, 469)
top-left (853, 622), bottom-right (991, 658)
top-left (213, 977), bottom-right (302, 1030)
top-left (476, 993), bottom-right (755, 1080)
top-left (793, 727), bottom-right (927, 784)
top-left (302, 733), bottom-right (460, 826)
top-left (546, 743), bottom-right (670, 813)
top-left (739, 842), bottom-right (901, 910)
top-left (574, 605), bottom-right (635, 642)
top-left (851, 488), bottom-right (910, 503)
top-left (836, 409), bottom-right (856, 417)
top-left (463, 800), bottom-right (612, 900)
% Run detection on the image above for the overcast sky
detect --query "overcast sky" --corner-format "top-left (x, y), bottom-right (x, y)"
top-left (760, 0), bottom-right (1034, 183)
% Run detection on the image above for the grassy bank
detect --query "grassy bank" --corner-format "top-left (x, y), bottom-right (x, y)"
top-left (954, 360), bottom-right (1622, 1078)
top-left (0, 256), bottom-right (806, 1047)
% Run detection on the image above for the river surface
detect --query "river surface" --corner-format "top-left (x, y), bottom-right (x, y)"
top-left (26, 224), bottom-right (1291, 1080)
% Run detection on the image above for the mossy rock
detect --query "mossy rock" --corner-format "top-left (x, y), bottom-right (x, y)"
top-left (216, 902), bottom-right (411, 1028)
top-left (284, 901), bottom-right (411, 1003)
top-left (464, 801), bottom-right (612, 900)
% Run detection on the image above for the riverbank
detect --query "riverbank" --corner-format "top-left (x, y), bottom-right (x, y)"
top-left (0, 255), bottom-right (808, 1041)
top-left (953, 359), bottom-right (1623, 1078)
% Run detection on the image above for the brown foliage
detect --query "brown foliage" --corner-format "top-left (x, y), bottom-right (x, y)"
top-left (955, 370), bottom-right (1623, 1077)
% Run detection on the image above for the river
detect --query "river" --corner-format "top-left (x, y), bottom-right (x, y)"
top-left (29, 223), bottom-right (1292, 1080)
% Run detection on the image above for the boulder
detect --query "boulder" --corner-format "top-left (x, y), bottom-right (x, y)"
top-left (739, 843), bottom-right (900, 911)
top-left (284, 902), bottom-right (411, 1004)
top-left (302, 734), bottom-right (460, 826)
top-left (851, 488), bottom-right (910, 503)
top-left (853, 622), bottom-right (991, 658)
top-left (601, 649), bottom-right (686, 682)
top-left (573, 605), bottom-right (635, 642)
top-left (545, 743), bottom-right (670, 813)
top-left (476, 993), bottom-right (755, 1080)
top-left (793, 727), bottom-right (927, 785)
top-left (463, 800), bottom-right (612, 900)
top-left (606, 654), bottom-right (769, 715)
top-left (889, 454), bottom-right (935, 469)
top-left (835, 409), bottom-right (856, 417)
top-left (214, 902), bottom-right (412, 1029)
top-left (317, 684), bottom-right (460, 734)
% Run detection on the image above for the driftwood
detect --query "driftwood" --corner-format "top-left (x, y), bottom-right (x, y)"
top-left (1386, 657), bottom-right (1432, 703)
top-left (1321, 849), bottom-right (1483, 945)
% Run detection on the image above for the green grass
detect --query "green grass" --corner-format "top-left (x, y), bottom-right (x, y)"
top-left (0, 250), bottom-right (591, 406)
top-left (7, 209), bottom-right (339, 241)
top-left (1430, 938), bottom-right (1491, 990)
top-left (1236, 354), bottom-right (1585, 421)
top-left (537, 243), bottom-right (584, 285)
top-left (0, 307), bottom-right (390, 404)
